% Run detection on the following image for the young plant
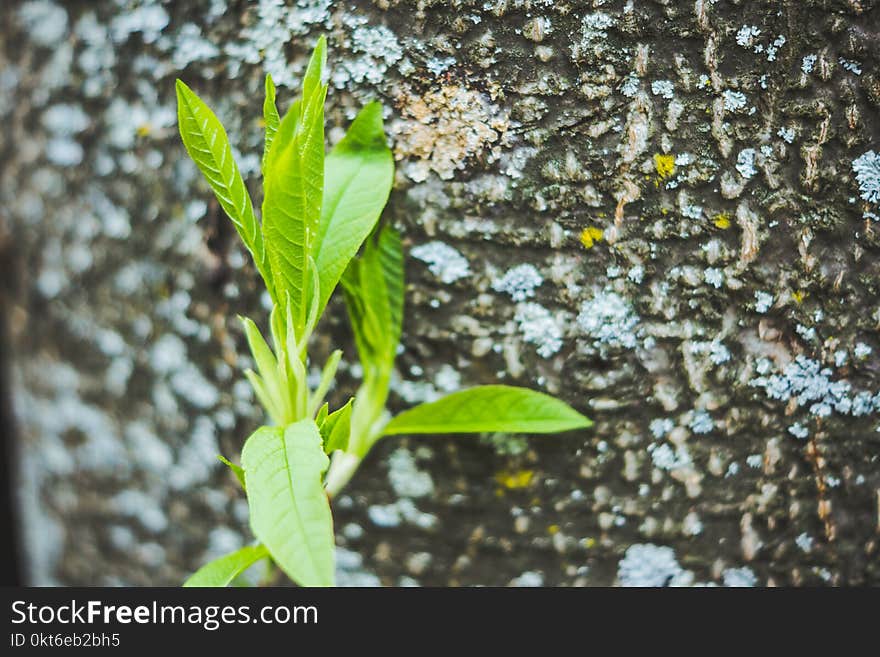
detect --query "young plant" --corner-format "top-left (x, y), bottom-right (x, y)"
top-left (175, 38), bottom-right (591, 588)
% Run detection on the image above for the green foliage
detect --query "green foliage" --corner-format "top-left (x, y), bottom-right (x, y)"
top-left (262, 74), bottom-right (280, 173)
top-left (261, 37), bottom-right (327, 332)
top-left (315, 102), bottom-right (394, 317)
top-left (320, 398), bottom-right (353, 454)
top-left (183, 544), bottom-right (268, 587)
top-left (176, 79), bottom-right (274, 299)
top-left (241, 423), bottom-right (334, 587)
top-left (217, 454), bottom-right (246, 490)
top-left (175, 36), bottom-right (592, 588)
top-left (383, 386), bottom-right (592, 436)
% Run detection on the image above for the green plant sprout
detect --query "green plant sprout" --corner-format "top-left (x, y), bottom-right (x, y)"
top-left (175, 37), bottom-right (591, 588)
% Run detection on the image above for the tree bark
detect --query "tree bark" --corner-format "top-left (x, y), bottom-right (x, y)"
top-left (1, 0), bottom-right (879, 586)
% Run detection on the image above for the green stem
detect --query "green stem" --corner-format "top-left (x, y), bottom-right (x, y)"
top-left (325, 451), bottom-right (362, 498)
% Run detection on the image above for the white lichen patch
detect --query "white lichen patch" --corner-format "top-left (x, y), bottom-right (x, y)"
top-left (689, 340), bottom-right (731, 365)
top-left (647, 442), bottom-right (692, 471)
top-left (735, 25), bottom-right (761, 49)
top-left (765, 35), bottom-right (785, 62)
top-left (510, 571), bottom-right (544, 587)
top-left (852, 151), bottom-right (880, 204)
top-left (332, 16), bottom-right (402, 88)
top-left (689, 410), bottom-right (714, 434)
top-left (754, 291), bottom-right (774, 313)
top-left (618, 544), bottom-right (693, 587)
top-left (736, 148), bottom-right (757, 179)
top-left (621, 73), bottom-right (640, 98)
top-left (838, 58), bottom-right (862, 76)
top-left (576, 290), bottom-right (639, 351)
top-left (426, 56), bottom-right (455, 76)
top-left (649, 418), bottom-right (674, 439)
top-left (109, 3), bottom-right (169, 44)
top-left (336, 547), bottom-right (381, 587)
top-left (651, 80), bottom-right (675, 100)
top-left (580, 12), bottom-right (614, 45)
top-left (42, 104), bottom-right (90, 136)
top-left (751, 356), bottom-right (880, 419)
top-left (703, 267), bottom-right (724, 289)
top-left (172, 23), bottom-right (220, 70)
top-left (167, 417), bottom-right (220, 491)
top-left (225, 0), bottom-right (332, 87)
top-left (801, 54), bottom-right (817, 74)
top-left (388, 448), bottom-right (434, 499)
top-left (411, 241), bottom-right (471, 283)
top-left (45, 139), bottom-right (84, 167)
top-left (795, 533), bottom-right (813, 553)
top-left (722, 566), bottom-right (757, 587)
top-left (112, 490), bottom-right (168, 533)
top-left (514, 302), bottom-right (564, 358)
top-left (367, 498), bottom-right (437, 530)
top-left (492, 264), bottom-right (544, 301)
top-left (777, 127), bottom-right (795, 144)
top-left (19, 0), bottom-right (69, 47)
top-left (722, 90), bottom-right (747, 112)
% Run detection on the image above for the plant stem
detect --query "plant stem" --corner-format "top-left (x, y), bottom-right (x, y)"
top-left (325, 451), bottom-right (362, 498)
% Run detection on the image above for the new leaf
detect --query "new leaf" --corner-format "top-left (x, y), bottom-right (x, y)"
top-left (382, 385), bottom-right (592, 436)
top-left (175, 80), bottom-right (274, 299)
top-left (241, 422), bottom-right (335, 587)
top-left (314, 102), bottom-right (394, 317)
top-left (183, 544), bottom-right (268, 587)
top-left (262, 37), bottom-right (327, 335)
top-left (262, 74), bottom-right (280, 173)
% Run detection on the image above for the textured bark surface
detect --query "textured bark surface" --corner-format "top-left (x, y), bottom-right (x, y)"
top-left (2, 0), bottom-right (879, 586)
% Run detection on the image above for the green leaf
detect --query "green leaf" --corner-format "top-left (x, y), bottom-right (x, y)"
top-left (217, 454), bottom-right (246, 490)
top-left (320, 398), bottom-right (353, 453)
top-left (302, 35), bottom-right (327, 102)
top-left (263, 99), bottom-right (300, 175)
top-left (341, 262), bottom-right (380, 369)
top-left (261, 53), bottom-right (327, 333)
top-left (341, 227), bottom-right (399, 371)
top-left (262, 74), bottom-right (280, 173)
top-left (382, 385), bottom-right (592, 436)
top-left (241, 316), bottom-right (278, 381)
top-left (240, 316), bottom-right (285, 423)
top-left (315, 402), bottom-right (329, 426)
top-left (183, 544), bottom-right (268, 587)
top-left (314, 102), bottom-right (394, 316)
top-left (241, 422), bottom-right (334, 587)
top-left (175, 79), bottom-right (274, 299)
top-left (308, 349), bottom-right (342, 417)
top-left (244, 369), bottom-right (281, 425)
top-left (376, 225), bottom-right (404, 350)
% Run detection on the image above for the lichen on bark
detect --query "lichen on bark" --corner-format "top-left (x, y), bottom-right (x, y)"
top-left (1, 0), bottom-right (879, 586)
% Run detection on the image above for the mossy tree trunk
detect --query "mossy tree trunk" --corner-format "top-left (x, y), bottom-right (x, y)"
top-left (1, 0), bottom-right (879, 586)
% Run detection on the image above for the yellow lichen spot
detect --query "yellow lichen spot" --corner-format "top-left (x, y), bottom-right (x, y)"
top-left (660, 208), bottom-right (669, 216)
top-left (792, 290), bottom-right (805, 304)
top-left (547, 524), bottom-right (560, 535)
top-left (494, 469), bottom-right (534, 489)
top-left (579, 226), bottom-right (605, 249)
top-left (136, 124), bottom-right (152, 137)
top-left (582, 537), bottom-right (596, 549)
top-left (653, 153), bottom-right (676, 179)
top-left (713, 213), bottom-right (731, 229)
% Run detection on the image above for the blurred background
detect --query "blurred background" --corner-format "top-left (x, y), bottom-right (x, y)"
top-left (2, 0), bottom-right (880, 587)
